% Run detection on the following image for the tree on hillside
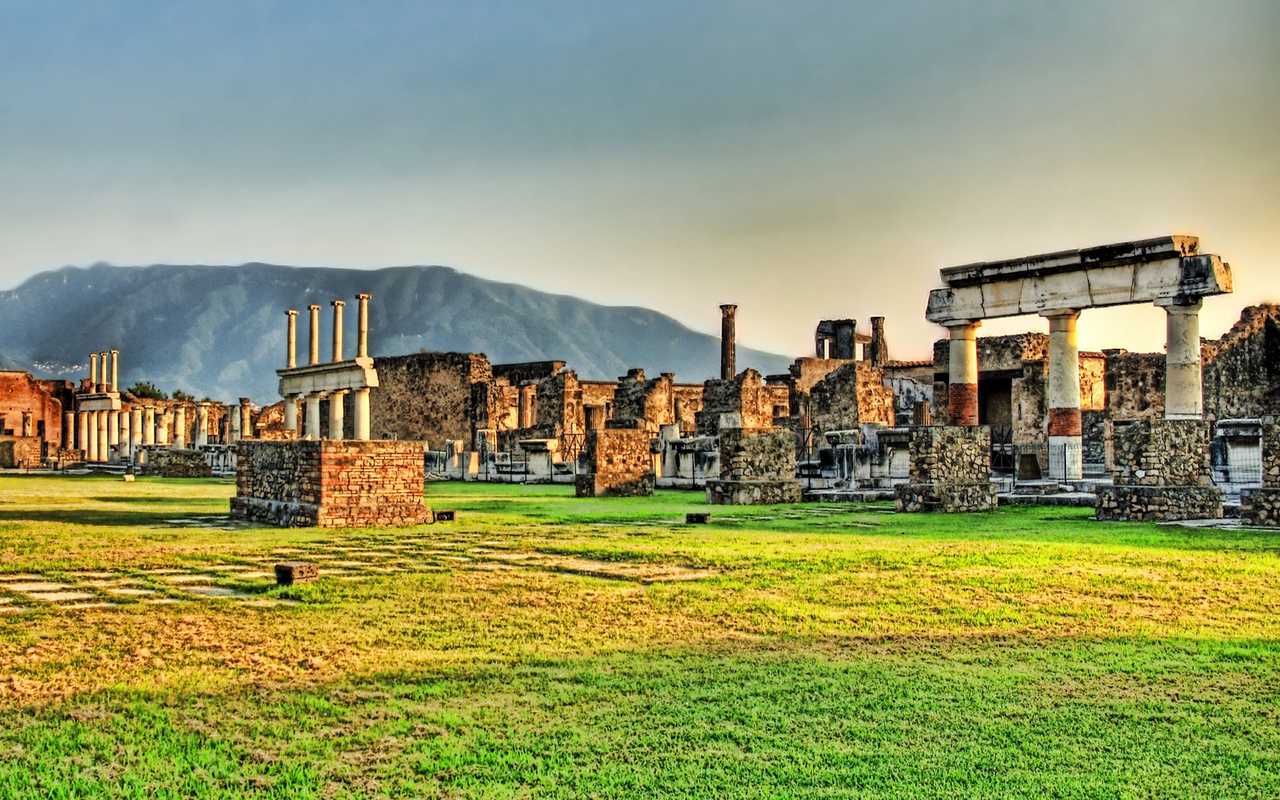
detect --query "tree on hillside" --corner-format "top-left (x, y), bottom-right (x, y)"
top-left (126, 381), bottom-right (167, 400)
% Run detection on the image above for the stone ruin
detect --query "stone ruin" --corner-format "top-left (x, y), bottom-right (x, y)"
top-left (231, 294), bottom-right (431, 528)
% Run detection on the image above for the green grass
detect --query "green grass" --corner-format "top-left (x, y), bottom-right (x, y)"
top-left (0, 475), bottom-right (1278, 798)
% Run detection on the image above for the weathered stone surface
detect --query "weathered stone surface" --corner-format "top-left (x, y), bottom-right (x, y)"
top-left (575, 427), bottom-right (655, 497)
top-left (139, 448), bottom-right (212, 478)
top-left (0, 435), bottom-right (42, 469)
top-left (695, 369), bottom-right (778, 435)
top-left (367, 352), bottom-right (492, 443)
top-left (706, 478), bottom-right (802, 505)
top-left (231, 440), bottom-right (431, 527)
top-left (707, 428), bottom-right (800, 505)
top-left (1202, 305), bottom-right (1280, 420)
top-left (1096, 485), bottom-right (1223, 522)
top-left (1240, 487), bottom-right (1280, 527)
top-left (894, 482), bottom-right (998, 513)
top-left (1109, 419), bottom-right (1212, 487)
top-left (274, 562), bottom-right (319, 585)
top-left (810, 362), bottom-right (895, 431)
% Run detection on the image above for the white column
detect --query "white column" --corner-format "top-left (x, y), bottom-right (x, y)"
top-left (174, 406), bottom-right (187, 449)
top-left (196, 403), bottom-right (209, 448)
top-left (1044, 310), bottom-right (1082, 481)
top-left (86, 412), bottom-right (98, 461)
top-left (78, 411), bottom-right (89, 453)
top-left (240, 400), bottom-right (252, 441)
top-left (331, 299), bottom-right (345, 362)
top-left (99, 352), bottom-right (109, 391)
top-left (229, 408), bottom-right (242, 442)
top-left (64, 411), bottom-right (74, 450)
top-left (1162, 299), bottom-right (1203, 420)
top-left (329, 390), bottom-right (346, 440)
top-left (109, 349), bottom-right (119, 392)
top-left (945, 321), bottom-right (981, 426)
top-left (131, 407), bottom-right (144, 451)
top-left (356, 293), bottom-right (370, 358)
top-left (285, 309), bottom-right (298, 369)
top-left (107, 410), bottom-right (120, 461)
top-left (143, 406), bottom-right (156, 446)
top-left (96, 411), bottom-right (108, 463)
top-left (304, 393), bottom-right (323, 441)
top-left (119, 410), bottom-right (132, 461)
top-left (354, 387), bottom-right (371, 441)
top-left (157, 408), bottom-right (170, 445)
top-left (88, 353), bottom-right (99, 392)
top-left (308, 305), bottom-right (321, 366)
top-left (284, 396), bottom-right (299, 437)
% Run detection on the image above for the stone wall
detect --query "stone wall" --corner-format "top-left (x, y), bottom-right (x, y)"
top-left (894, 426), bottom-right (996, 513)
top-left (138, 448), bottom-right (213, 478)
top-left (232, 440), bottom-right (431, 527)
top-left (705, 427), bottom-right (801, 505)
top-left (810, 362), bottom-right (895, 432)
top-left (1097, 419), bottom-right (1222, 521)
top-left (1105, 351), bottom-right (1165, 421)
top-left (0, 435), bottom-right (42, 468)
top-left (612, 369), bottom-right (675, 432)
top-left (0, 371), bottom-right (64, 448)
top-left (1203, 304), bottom-right (1280, 420)
top-left (1240, 418), bottom-right (1280, 526)
top-left (882, 362), bottom-right (934, 427)
top-left (695, 369), bottom-right (774, 435)
top-left (370, 352), bottom-right (492, 444)
top-left (574, 425), bottom-right (655, 497)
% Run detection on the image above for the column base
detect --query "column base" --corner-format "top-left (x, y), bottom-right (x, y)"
top-left (1047, 435), bottom-right (1083, 481)
top-left (1096, 485), bottom-right (1223, 522)
top-left (894, 482), bottom-right (998, 513)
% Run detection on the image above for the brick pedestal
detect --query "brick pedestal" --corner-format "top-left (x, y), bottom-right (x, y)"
top-left (232, 440), bottom-right (431, 527)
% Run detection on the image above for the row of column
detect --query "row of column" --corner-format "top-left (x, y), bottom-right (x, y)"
top-left (72, 404), bottom-right (218, 462)
top-left (945, 299), bottom-right (1204, 481)
top-left (282, 389), bottom-right (371, 442)
top-left (87, 349), bottom-right (120, 394)
top-left (285, 293), bottom-right (371, 369)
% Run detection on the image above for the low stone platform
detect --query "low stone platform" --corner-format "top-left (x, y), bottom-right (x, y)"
top-left (894, 482), bottom-right (998, 513)
top-left (1095, 485), bottom-right (1223, 522)
top-left (574, 471), bottom-right (655, 498)
top-left (232, 440), bottom-right (431, 528)
top-left (1240, 487), bottom-right (1280, 527)
top-left (706, 478), bottom-right (802, 506)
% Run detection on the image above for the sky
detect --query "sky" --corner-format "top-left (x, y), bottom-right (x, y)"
top-left (1, 1), bottom-right (1277, 362)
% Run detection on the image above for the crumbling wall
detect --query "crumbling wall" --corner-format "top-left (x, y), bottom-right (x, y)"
top-left (883, 362), bottom-right (934, 426)
top-left (894, 426), bottom-right (997, 513)
top-left (232, 440), bottom-right (431, 527)
top-left (1203, 305), bottom-right (1280, 420)
top-left (0, 371), bottom-right (63, 447)
top-left (492, 360), bottom-right (565, 384)
top-left (1240, 418), bottom-right (1280, 526)
top-left (612, 369), bottom-right (675, 432)
top-left (138, 448), bottom-right (213, 478)
top-left (671, 385), bottom-right (704, 432)
top-left (0, 436), bottom-right (42, 468)
top-left (574, 425), bottom-right (655, 497)
top-left (370, 352), bottom-right (491, 444)
top-left (1105, 351), bottom-right (1165, 421)
top-left (695, 369), bottom-right (774, 435)
top-left (1097, 419), bottom-right (1221, 521)
top-left (706, 427), bottom-right (801, 505)
top-left (810, 362), bottom-right (894, 432)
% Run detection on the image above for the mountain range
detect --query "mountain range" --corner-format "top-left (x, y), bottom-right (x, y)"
top-left (0, 264), bottom-right (794, 401)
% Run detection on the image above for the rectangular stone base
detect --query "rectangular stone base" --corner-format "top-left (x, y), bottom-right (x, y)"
top-left (1240, 487), bottom-right (1280, 527)
top-left (894, 482), bottom-right (998, 513)
top-left (232, 440), bottom-right (432, 528)
top-left (1095, 485), bottom-right (1223, 522)
top-left (574, 472), bottom-right (655, 498)
top-left (705, 479), bottom-right (802, 505)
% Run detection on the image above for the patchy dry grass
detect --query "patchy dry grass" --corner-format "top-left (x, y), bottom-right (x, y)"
top-left (0, 475), bottom-right (1278, 797)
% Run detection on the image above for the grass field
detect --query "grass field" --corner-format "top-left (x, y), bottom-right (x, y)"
top-left (0, 474), bottom-right (1278, 798)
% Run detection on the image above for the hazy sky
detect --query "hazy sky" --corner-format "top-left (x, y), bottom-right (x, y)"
top-left (2, 1), bottom-right (1277, 361)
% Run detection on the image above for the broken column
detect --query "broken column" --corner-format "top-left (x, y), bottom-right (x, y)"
top-left (946, 321), bottom-right (980, 426)
top-left (196, 403), bottom-right (210, 448)
top-left (869, 317), bottom-right (888, 367)
top-left (720, 304), bottom-right (737, 380)
top-left (1162, 299), bottom-right (1203, 420)
top-left (284, 394), bottom-right (299, 437)
top-left (63, 411), bottom-right (74, 450)
top-left (1045, 310), bottom-right (1082, 481)
top-left (174, 406), bottom-right (187, 449)
top-left (305, 393), bottom-right (322, 441)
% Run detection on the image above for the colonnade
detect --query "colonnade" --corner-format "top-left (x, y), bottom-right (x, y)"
top-left (280, 293), bottom-right (374, 441)
top-left (945, 299), bottom-right (1205, 481)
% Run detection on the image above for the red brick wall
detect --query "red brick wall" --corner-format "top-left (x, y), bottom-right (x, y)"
top-left (0, 371), bottom-right (63, 447)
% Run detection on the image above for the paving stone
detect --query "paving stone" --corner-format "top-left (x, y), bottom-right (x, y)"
top-left (64, 602), bottom-right (117, 610)
top-left (28, 591), bottom-right (96, 602)
top-left (3, 582), bottom-right (68, 592)
top-left (163, 574), bottom-right (219, 584)
top-left (187, 586), bottom-right (253, 599)
top-left (105, 587), bottom-right (155, 597)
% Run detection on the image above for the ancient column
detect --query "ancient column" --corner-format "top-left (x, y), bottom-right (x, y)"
top-left (331, 299), bottom-right (345, 362)
top-left (308, 304), bottom-right (321, 366)
top-left (174, 406), bottom-right (187, 449)
top-left (285, 309), bottom-right (298, 369)
top-left (21, 411), bottom-right (33, 437)
top-left (143, 406), bottom-right (156, 446)
top-left (946, 321), bottom-right (981, 426)
top-left (869, 317), bottom-right (888, 367)
top-left (107, 410), bottom-right (120, 461)
top-left (720, 304), bottom-right (737, 380)
top-left (354, 388), bottom-right (371, 441)
top-left (119, 410), bottom-right (132, 461)
top-left (1044, 310), bottom-right (1082, 481)
top-left (1162, 299), bottom-right (1203, 420)
top-left (305, 393), bottom-right (322, 441)
top-left (240, 399), bottom-right (253, 440)
top-left (158, 408), bottom-right (171, 445)
top-left (196, 403), bottom-right (210, 448)
top-left (130, 406), bottom-right (143, 452)
top-left (284, 395), bottom-right (299, 436)
top-left (97, 411), bottom-right (108, 463)
top-left (99, 352), bottom-right (109, 391)
top-left (356, 293), bottom-right (370, 358)
top-left (329, 390), bottom-right (346, 440)
top-left (64, 411), bottom-right (74, 449)
top-left (85, 412), bottom-right (98, 461)
top-left (229, 407), bottom-right (241, 442)
top-left (518, 384), bottom-right (533, 429)
top-left (109, 349), bottom-right (119, 392)
top-left (89, 353), bottom-right (99, 393)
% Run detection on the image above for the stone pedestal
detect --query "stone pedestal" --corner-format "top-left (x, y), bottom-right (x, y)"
top-left (575, 426), bottom-right (655, 497)
top-left (894, 425), bottom-right (997, 513)
top-left (705, 427), bottom-right (800, 506)
top-left (1240, 419), bottom-right (1280, 526)
top-left (1096, 419), bottom-right (1222, 521)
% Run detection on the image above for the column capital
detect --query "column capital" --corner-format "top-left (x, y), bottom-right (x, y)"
top-left (1040, 308), bottom-right (1080, 321)
top-left (285, 308), bottom-right (298, 317)
top-left (944, 320), bottom-right (981, 336)
top-left (355, 292), bottom-right (371, 301)
top-left (331, 299), bottom-right (346, 308)
top-left (1156, 297), bottom-right (1204, 312)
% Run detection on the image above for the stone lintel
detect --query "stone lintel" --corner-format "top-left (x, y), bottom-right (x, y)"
top-left (926, 254), bottom-right (1231, 325)
top-left (77, 393), bottom-right (122, 412)
top-left (939, 235), bottom-right (1199, 288)
top-left (278, 356), bottom-right (379, 397)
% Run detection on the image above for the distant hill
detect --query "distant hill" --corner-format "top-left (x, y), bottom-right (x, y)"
top-left (0, 263), bottom-right (794, 401)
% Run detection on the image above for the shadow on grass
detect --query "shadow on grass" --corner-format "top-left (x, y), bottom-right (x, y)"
top-left (0, 508), bottom-right (228, 528)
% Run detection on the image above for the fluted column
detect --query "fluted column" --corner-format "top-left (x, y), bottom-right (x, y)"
top-left (354, 388), bottom-right (371, 441)
top-left (305, 393), bottom-right (323, 441)
top-left (1044, 310), bottom-right (1082, 481)
top-left (308, 304), bottom-right (321, 366)
top-left (946, 321), bottom-right (981, 426)
top-left (1161, 299), bottom-right (1203, 420)
top-left (719, 304), bottom-right (737, 380)
top-left (174, 406), bottom-right (187, 449)
top-left (329, 390), bottom-right (346, 440)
